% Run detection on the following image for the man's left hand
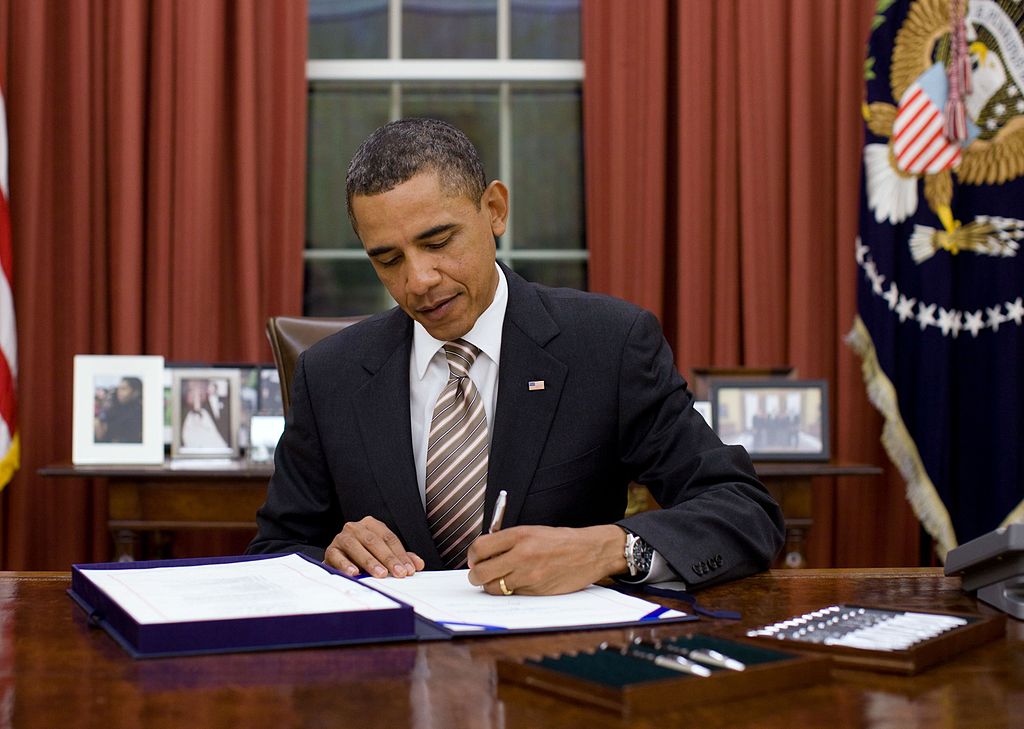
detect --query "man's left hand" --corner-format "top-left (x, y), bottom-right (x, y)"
top-left (466, 524), bottom-right (627, 596)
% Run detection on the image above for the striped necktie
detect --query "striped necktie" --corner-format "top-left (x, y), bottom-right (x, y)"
top-left (425, 339), bottom-right (488, 568)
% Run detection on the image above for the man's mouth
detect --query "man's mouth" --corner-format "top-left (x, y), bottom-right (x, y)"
top-left (417, 294), bottom-right (458, 321)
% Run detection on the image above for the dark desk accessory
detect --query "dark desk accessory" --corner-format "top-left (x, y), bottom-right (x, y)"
top-left (944, 523), bottom-right (1024, 619)
top-left (745, 604), bottom-right (1006, 674)
top-left (496, 634), bottom-right (829, 716)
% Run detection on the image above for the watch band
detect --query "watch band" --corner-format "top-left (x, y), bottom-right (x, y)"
top-left (623, 530), bottom-right (654, 577)
top-left (624, 531), bottom-right (641, 576)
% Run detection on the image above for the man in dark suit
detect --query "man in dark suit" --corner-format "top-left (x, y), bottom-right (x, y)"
top-left (248, 118), bottom-right (784, 595)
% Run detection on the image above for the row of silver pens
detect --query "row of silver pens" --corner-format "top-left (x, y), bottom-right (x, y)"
top-left (745, 605), bottom-right (968, 651)
top-left (598, 638), bottom-right (746, 676)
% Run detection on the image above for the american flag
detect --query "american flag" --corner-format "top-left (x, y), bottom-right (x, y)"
top-left (527, 380), bottom-right (545, 391)
top-left (0, 88), bottom-right (19, 491)
top-left (891, 64), bottom-right (962, 175)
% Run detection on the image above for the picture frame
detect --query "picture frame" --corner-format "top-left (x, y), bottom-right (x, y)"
top-left (170, 368), bottom-right (241, 459)
top-left (248, 414), bottom-right (285, 465)
top-left (72, 355), bottom-right (166, 465)
top-left (689, 366), bottom-right (795, 401)
top-left (258, 367), bottom-right (284, 416)
top-left (710, 379), bottom-right (829, 461)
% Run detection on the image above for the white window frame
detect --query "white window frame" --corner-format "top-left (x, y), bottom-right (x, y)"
top-left (305, 0), bottom-right (587, 268)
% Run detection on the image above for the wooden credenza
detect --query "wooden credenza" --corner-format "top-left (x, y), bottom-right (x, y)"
top-left (39, 462), bottom-right (273, 560)
top-left (42, 460), bottom-right (879, 564)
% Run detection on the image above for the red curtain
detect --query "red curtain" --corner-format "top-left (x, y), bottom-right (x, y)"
top-left (583, 0), bottom-right (920, 566)
top-left (0, 0), bottom-right (306, 569)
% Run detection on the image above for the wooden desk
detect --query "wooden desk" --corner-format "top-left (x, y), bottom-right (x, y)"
top-left (1, 569), bottom-right (1017, 728)
top-left (38, 462), bottom-right (273, 560)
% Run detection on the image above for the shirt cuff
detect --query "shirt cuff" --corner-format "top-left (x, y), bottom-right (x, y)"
top-left (614, 549), bottom-right (684, 586)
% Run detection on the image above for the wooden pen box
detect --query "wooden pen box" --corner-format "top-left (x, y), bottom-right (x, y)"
top-left (496, 634), bottom-right (830, 716)
top-left (743, 604), bottom-right (1007, 675)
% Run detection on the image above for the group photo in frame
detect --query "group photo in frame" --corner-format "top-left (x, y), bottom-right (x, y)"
top-left (710, 379), bottom-right (829, 461)
top-left (170, 368), bottom-right (241, 459)
top-left (72, 355), bottom-right (166, 465)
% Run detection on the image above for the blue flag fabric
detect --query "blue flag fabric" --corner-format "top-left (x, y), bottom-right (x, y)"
top-left (849, 0), bottom-right (1024, 559)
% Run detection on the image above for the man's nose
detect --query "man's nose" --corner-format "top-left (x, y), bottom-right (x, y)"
top-left (406, 256), bottom-right (441, 294)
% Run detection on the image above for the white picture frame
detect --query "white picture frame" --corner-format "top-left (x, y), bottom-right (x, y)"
top-left (248, 414), bottom-right (285, 465)
top-left (72, 355), bottom-right (166, 465)
top-left (171, 368), bottom-right (241, 459)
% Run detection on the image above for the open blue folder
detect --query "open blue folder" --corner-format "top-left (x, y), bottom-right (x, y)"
top-left (69, 553), bottom-right (697, 658)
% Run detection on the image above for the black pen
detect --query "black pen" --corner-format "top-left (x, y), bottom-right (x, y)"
top-left (600, 642), bottom-right (712, 677)
top-left (643, 639), bottom-right (746, 671)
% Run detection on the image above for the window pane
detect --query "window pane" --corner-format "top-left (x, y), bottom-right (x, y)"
top-left (510, 259), bottom-right (587, 291)
top-left (307, 83), bottom-right (391, 250)
top-left (401, 84), bottom-right (501, 182)
top-left (510, 83), bottom-right (583, 251)
top-left (304, 260), bottom-right (394, 316)
top-left (511, 0), bottom-right (580, 59)
top-left (403, 0), bottom-right (497, 59)
top-left (309, 0), bottom-right (388, 59)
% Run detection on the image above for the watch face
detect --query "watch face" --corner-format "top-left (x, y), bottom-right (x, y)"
top-left (635, 540), bottom-right (654, 574)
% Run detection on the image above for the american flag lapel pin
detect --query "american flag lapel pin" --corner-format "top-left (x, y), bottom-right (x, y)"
top-left (528, 380), bottom-right (545, 391)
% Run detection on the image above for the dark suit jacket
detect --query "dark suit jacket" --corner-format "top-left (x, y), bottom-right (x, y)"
top-left (248, 267), bottom-right (784, 589)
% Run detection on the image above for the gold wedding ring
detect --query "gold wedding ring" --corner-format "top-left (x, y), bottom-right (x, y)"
top-left (498, 576), bottom-right (514, 596)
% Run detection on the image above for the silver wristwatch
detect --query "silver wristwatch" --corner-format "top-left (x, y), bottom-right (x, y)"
top-left (623, 530), bottom-right (654, 577)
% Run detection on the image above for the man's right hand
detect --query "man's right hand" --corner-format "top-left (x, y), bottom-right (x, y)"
top-left (323, 516), bottom-right (425, 578)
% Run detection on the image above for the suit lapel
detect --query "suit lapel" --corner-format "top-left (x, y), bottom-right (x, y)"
top-left (352, 313), bottom-right (442, 566)
top-left (488, 269), bottom-right (566, 528)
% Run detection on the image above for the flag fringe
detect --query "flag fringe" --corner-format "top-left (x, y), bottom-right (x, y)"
top-left (1000, 499), bottom-right (1024, 530)
top-left (0, 432), bottom-right (18, 492)
top-left (846, 316), bottom-right (958, 561)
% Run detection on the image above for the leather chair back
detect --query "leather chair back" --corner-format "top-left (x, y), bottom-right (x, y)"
top-left (265, 316), bottom-right (365, 415)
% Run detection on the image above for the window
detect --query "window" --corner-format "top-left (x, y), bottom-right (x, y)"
top-left (305, 0), bottom-right (585, 315)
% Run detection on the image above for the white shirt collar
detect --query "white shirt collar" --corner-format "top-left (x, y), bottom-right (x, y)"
top-left (412, 263), bottom-right (507, 379)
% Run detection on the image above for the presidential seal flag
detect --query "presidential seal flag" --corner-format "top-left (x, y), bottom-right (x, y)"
top-left (849, 0), bottom-right (1024, 559)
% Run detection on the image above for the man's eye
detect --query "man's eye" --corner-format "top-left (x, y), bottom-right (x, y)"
top-left (427, 237), bottom-right (451, 250)
top-left (378, 256), bottom-right (401, 267)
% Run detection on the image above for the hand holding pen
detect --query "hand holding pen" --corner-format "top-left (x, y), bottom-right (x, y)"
top-left (468, 491), bottom-right (631, 596)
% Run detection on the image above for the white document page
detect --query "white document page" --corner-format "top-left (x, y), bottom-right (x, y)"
top-left (366, 570), bottom-right (687, 631)
top-left (80, 554), bottom-right (402, 625)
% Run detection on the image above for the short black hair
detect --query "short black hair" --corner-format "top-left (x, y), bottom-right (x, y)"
top-left (345, 118), bottom-right (487, 232)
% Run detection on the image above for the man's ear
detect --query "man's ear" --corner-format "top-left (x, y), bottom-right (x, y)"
top-left (482, 180), bottom-right (509, 237)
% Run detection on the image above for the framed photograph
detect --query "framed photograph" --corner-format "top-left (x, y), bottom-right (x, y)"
top-left (248, 414), bottom-right (285, 465)
top-left (710, 379), bottom-right (829, 461)
top-left (689, 366), bottom-right (795, 401)
top-left (72, 355), bottom-right (166, 465)
top-left (258, 367), bottom-right (284, 416)
top-left (171, 368), bottom-right (241, 459)
top-left (237, 366), bottom-right (261, 452)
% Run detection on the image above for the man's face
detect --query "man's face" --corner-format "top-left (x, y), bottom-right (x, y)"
top-left (116, 381), bottom-right (136, 403)
top-left (351, 171), bottom-right (508, 341)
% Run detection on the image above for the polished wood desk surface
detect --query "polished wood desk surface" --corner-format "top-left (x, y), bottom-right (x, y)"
top-left (1, 568), bottom-right (1018, 729)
